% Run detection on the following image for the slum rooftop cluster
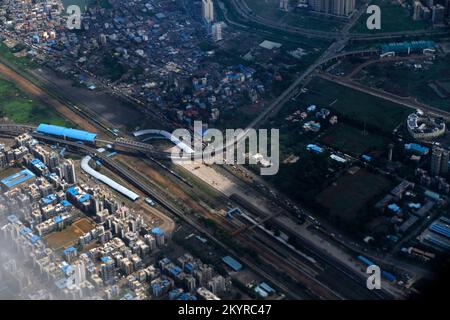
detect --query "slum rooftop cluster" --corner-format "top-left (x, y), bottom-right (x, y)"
top-left (0, 0), bottom-right (273, 126)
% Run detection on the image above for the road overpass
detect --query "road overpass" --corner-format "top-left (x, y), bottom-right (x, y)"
top-left (0, 49), bottom-right (382, 163)
top-left (0, 124), bottom-right (397, 299)
top-left (0, 124), bottom-right (313, 299)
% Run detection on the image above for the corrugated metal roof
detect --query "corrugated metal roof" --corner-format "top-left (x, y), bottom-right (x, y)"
top-left (222, 255), bottom-right (242, 271)
top-left (37, 124), bottom-right (97, 142)
top-left (81, 156), bottom-right (140, 201)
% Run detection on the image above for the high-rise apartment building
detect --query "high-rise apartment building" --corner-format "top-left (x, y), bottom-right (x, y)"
top-left (212, 22), bottom-right (223, 42)
top-left (202, 0), bottom-right (214, 24)
top-left (432, 4), bottom-right (446, 25)
top-left (431, 147), bottom-right (449, 176)
top-left (308, 0), bottom-right (355, 16)
top-left (62, 159), bottom-right (76, 184)
top-left (280, 0), bottom-right (289, 11)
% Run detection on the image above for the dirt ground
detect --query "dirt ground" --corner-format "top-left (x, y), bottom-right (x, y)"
top-left (0, 62), bottom-right (101, 135)
top-left (45, 217), bottom-right (95, 250)
top-left (118, 154), bottom-right (218, 221)
top-left (31, 67), bottom-right (145, 130)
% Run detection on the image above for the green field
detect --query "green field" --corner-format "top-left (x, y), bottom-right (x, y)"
top-left (264, 148), bottom-right (333, 205)
top-left (320, 123), bottom-right (388, 156)
top-left (0, 43), bottom-right (36, 69)
top-left (244, 0), bottom-right (344, 31)
top-left (356, 57), bottom-right (450, 112)
top-left (302, 77), bottom-right (411, 132)
top-left (316, 169), bottom-right (392, 225)
top-left (0, 78), bottom-right (70, 126)
top-left (352, 0), bottom-right (429, 33)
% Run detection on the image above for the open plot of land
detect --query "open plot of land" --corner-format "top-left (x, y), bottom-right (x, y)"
top-left (0, 43), bottom-right (36, 69)
top-left (315, 169), bottom-right (391, 224)
top-left (302, 77), bottom-right (411, 131)
top-left (0, 167), bottom-right (20, 180)
top-left (244, 0), bottom-right (345, 31)
top-left (351, 0), bottom-right (429, 33)
top-left (320, 123), bottom-right (388, 156)
top-left (44, 217), bottom-right (95, 250)
top-left (0, 78), bottom-right (70, 126)
top-left (0, 59), bottom-right (100, 134)
top-left (355, 57), bottom-right (450, 112)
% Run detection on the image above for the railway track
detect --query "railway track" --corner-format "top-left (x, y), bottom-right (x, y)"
top-left (0, 127), bottom-right (310, 299)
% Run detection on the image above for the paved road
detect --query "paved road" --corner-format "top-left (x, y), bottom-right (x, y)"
top-left (318, 71), bottom-right (450, 120)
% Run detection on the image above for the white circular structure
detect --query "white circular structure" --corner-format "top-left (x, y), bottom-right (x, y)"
top-left (407, 113), bottom-right (446, 140)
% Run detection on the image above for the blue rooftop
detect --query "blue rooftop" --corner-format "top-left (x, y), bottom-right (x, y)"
top-left (151, 227), bottom-right (164, 236)
top-left (388, 203), bottom-right (401, 213)
top-left (20, 227), bottom-right (32, 235)
top-left (222, 256), bottom-right (243, 272)
top-left (42, 194), bottom-right (57, 205)
top-left (357, 255), bottom-right (375, 266)
top-left (123, 293), bottom-right (134, 300)
top-left (169, 266), bottom-right (182, 277)
top-left (78, 194), bottom-right (92, 203)
top-left (61, 200), bottom-right (72, 207)
top-left (381, 40), bottom-right (435, 54)
top-left (307, 144), bottom-right (323, 154)
top-left (67, 186), bottom-right (79, 196)
top-left (64, 246), bottom-right (77, 255)
top-left (405, 143), bottom-right (429, 155)
top-left (37, 123), bottom-right (97, 143)
top-left (30, 234), bottom-right (40, 244)
top-left (30, 158), bottom-right (46, 169)
top-left (7, 215), bottom-right (19, 224)
top-left (1, 169), bottom-right (36, 189)
top-left (185, 263), bottom-right (194, 272)
top-left (259, 282), bottom-right (275, 293)
top-left (430, 223), bottom-right (450, 239)
top-left (101, 256), bottom-right (112, 263)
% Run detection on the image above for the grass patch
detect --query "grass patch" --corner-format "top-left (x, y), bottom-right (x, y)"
top-left (0, 78), bottom-right (71, 126)
top-left (315, 169), bottom-right (392, 225)
top-left (320, 123), bottom-right (388, 156)
top-left (356, 56), bottom-right (450, 112)
top-left (303, 77), bottom-right (411, 132)
top-left (0, 43), bottom-right (37, 69)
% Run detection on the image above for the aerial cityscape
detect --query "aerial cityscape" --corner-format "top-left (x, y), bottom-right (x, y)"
top-left (0, 0), bottom-right (449, 304)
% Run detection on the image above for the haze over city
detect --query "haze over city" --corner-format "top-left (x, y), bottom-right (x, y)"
top-left (0, 0), bottom-right (449, 307)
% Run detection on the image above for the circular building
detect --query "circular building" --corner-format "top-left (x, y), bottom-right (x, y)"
top-left (407, 113), bottom-right (446, 140)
